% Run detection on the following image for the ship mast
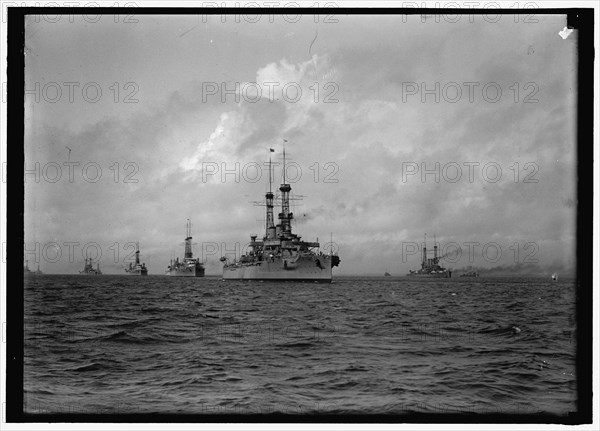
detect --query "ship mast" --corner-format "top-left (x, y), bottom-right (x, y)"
top-left (135, 242), bottom-right (140, 265)
top-left (433, 233), bottom-right (438, 263)
top-left (269, 149), bottom-right (273, 192)
top-left (265, 149), bottom-right (275, 239)
top-left (422, 233), bottom-right (427, 268)
top-left (185, 219), bottom-right (193, 259)
top-left (279, 141), bottom-right (293, 237)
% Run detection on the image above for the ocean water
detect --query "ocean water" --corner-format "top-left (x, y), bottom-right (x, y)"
top-left (23, 275), bottom-right (577, 416)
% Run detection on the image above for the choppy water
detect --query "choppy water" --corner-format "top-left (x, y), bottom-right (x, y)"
top-left (24, 275), bottom-right (577, 416)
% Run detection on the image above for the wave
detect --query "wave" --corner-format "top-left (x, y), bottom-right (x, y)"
top-left (69, 329), bottom-right (173, 345)
top-left (105, 316), bottom-right (162, 329)
top-left (69, 362), bottom-right (109, 372)
top-left (478, 325), bottom-right (523, 337)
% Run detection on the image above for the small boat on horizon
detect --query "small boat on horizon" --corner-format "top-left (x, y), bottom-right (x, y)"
top-left (24, 261), bottom-right (44, 275)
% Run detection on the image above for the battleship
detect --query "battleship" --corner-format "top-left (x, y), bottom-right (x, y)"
top-left (221, 147), bottom-right (340, 282)
top-left (125, 243), bottom-right (148, 275)
top-left (80, 257), bottom-right (102, 275)
top-left (407, 234), bottom-right (452, 278)
top-left (165, 219), bottom-right (205, 277)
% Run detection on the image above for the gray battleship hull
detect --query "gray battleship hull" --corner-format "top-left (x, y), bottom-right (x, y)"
top-left (126, 269), bottom-right (148, 276)
top-left (407, 271), bottom-right (451, 278)
top-left (166, 266), bottom-right (205, 277)
top-left (223, 255), bottom-right (333, 283)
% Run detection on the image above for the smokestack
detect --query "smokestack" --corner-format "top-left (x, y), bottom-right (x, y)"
top-left (265, 149), bottom-right (277, 240)
top-left (279, 147), bottom-right (293, 236)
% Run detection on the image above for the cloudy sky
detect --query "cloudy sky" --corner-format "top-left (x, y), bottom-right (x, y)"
top-left (23, 12), bottom-right (576, 275)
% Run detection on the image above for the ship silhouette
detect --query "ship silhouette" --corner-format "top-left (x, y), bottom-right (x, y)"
top-left (407, 234), bottom-right (452, 278)
top-left (221, 146), bottom-right (340, 282)
top-left (125, 243), bottom-right (148, 275)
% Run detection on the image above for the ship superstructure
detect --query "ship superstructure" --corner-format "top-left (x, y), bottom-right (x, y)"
top-left (407, 234), bottom-right (452, 278)
top-left (165, 219), bottom-right (205, 277)
top-left (125, 243), bottom-right (148, 275)
top-left (221, 147), bottom-right (340, 282)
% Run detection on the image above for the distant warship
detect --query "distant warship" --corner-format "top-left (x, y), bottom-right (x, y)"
top-left (221, 147), bottom-right (340, 282)
top-left (24, 260), bottom-right (43, 275)
top-left (165, 219), bottom-right (205, 277)
top-left (80, 257), bottom-right (102, 275)
top-left (407, 234), bottom-right (452, 278)
top-left (125, 243), bottom-right (148, 275)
